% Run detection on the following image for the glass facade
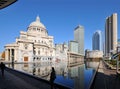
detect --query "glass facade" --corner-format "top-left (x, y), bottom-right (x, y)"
top-left (92, 30), bottom-right (102, 51)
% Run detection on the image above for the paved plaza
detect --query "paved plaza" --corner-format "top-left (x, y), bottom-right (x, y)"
top-left (0, 69), bottom-right (51, 89)
top-left (92, 60), bottom-right (120, 89)
top-left (0, 68), bottom-right (69, 89)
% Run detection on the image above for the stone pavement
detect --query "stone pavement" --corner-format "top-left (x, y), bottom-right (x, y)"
top-left (92, 60), bottom-right (120, 89)
top-left (0, 69), bottom-right (51, 89)
top-left (0, 68), bottom-right (69, 89)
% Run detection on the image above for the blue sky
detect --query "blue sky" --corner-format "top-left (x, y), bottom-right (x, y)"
top-left (0, 0), bottom-right (120, 52)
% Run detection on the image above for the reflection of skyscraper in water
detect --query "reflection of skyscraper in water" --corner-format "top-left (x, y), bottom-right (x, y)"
top-left (76, 64), bottom-right (84, 89)
top-left (69, 64), bottom-right (84, 89)
top-left (74, 25), bottom-right (84, 55)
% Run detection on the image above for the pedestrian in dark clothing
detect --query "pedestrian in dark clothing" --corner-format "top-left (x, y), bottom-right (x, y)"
top-left (0, 62), bottom-right (5, 77)
top-left (50, 67), bottom-right (56, 89)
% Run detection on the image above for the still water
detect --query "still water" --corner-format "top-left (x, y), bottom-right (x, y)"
top-left (7, 61), bottom-right (97, 89)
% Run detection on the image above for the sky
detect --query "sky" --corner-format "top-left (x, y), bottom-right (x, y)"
top-left (0, 0), bottom-right (120, 52)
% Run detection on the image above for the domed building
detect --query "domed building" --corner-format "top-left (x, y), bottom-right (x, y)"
top-left (5, 16), bottom-right (55, 62)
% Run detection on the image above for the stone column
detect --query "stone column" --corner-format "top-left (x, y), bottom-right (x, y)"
top-left (5, 49), bottom-right (8, 62)
top-left (8, 49), bottom-right (10, 61)
top-left (14, 49), bottom-right (17, 62)
top-left (10, 49), bottom-right (12, 62)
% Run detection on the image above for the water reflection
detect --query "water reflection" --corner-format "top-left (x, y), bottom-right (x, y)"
top-left (7, 61), bottom-right (97, 89)
top-left (68, 65), bottom-right (85, 89)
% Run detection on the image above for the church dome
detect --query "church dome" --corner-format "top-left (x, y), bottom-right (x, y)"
top-left (29, 16), bottom-right (46, 29)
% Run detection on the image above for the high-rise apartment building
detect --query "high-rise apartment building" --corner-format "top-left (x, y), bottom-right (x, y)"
top-left (105, 13), bottom-right (118, 57)
top-left (74, 25), bottom-right (84, 55)
top-left (92, 30), bottom-right (102, 51)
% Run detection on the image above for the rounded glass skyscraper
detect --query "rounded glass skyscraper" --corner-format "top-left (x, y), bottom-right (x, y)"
top-left (92, 30), bottom-right (102, 51)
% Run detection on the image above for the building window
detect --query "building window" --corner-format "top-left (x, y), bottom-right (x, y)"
top-left (37, 28), bottom-right (40, 31)
top-left (38, 50), bottom-right (40, 55)
top-left (33, 27), bottom-right (36, 31)
top-left (34, 50), bottom-right (36, 55)
top-left (24, 44), bottom-right (28, 49)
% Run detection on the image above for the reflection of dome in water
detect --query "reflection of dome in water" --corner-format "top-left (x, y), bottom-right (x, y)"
top-left (29, 16), bottom-right (46, 29)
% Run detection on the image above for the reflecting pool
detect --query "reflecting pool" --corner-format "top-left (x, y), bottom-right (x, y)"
top-left (6, 61), bottom-right (97, 89)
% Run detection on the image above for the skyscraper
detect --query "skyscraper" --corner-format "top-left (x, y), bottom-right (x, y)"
top-left (92, 30), bottom-right (102, 51)
top-left (74, 25), bottom-right (84, 55)
top-left (105, 13), bottom-right (118, 57)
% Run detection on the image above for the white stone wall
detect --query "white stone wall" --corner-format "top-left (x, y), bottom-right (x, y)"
top-left (86, 50), bottom-right (103, 58)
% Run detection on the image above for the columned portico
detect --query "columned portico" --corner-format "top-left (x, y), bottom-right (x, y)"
top-left (5, 43), bottom-right (18, 62)
top-left (5, 48), bottom-right (16, 62)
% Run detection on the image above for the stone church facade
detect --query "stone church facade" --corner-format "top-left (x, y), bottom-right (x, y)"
top-left (5, 16), bottom-right (55, 62)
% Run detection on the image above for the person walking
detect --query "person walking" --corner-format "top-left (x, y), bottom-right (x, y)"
top-left (0, 62), bottom-right (5, 77)
top-left (50, 67), bottom-right (56, 89)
